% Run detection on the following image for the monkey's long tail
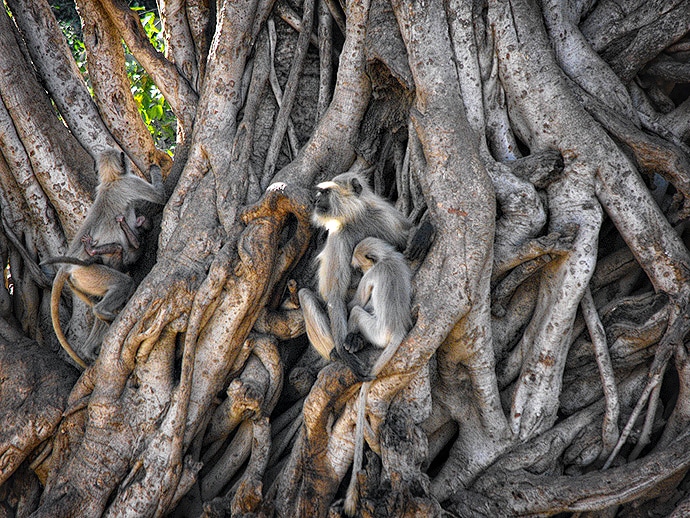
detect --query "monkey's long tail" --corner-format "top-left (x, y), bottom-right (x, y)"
top-left (50, 270), bottom-right (87, 369)
top-left (344, 333), bottom-right (405, 515)
top-left (344, 380), bottom-right (370, 517)
top-left (42, 256), bottom-right (97, 267)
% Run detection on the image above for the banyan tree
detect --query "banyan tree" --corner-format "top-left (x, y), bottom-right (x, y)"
top-left (1, 0), bottom-right (690, 516)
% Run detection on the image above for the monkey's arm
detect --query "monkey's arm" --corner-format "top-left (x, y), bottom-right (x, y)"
top-left (128, 164), bottom-right (166, 205)
top-left (298, 288), bottom-right (335, 360)
top-left (116, 215), bottom-right (141, 249)
top-left (349, 279), bottom-right (373, 310)
top-left (81, 234), bottom-right (125, 258)
top-left (321, 242), bottom-right (352, 352)
top-left (348, 306), bottom-right (390, 347)
top-left (405, 217), bottom-right (435, 262)
top-left (147, 163), bottom-right (166, 203)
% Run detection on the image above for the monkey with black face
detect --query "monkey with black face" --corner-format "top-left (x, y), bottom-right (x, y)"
top-left (48, 150), bottom-right (166, 368)
top-left (343, 237), bottom-right (413, 516)
top-left (298, 171), bottom-right (411, 374)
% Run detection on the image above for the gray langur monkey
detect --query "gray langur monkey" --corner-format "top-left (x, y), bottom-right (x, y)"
top-left (298, 171), bottom-right (411, 375)
top-left (47, 150), bottom-right (166, 368)
top-left (343, 237), bottom-right (413, 516)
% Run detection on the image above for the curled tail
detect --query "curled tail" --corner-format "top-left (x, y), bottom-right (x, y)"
top-left (50, 269), bottom-right (87, 369)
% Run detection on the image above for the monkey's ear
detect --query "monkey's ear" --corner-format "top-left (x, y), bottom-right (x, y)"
top-left (351, 178), bottom-right (363, 195)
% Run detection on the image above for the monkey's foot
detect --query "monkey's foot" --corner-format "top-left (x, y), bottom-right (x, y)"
top-left (344, 332), bottom-right (367, 353)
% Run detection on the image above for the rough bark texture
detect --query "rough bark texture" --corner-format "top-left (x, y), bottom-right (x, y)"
top-left (1, 0), bottom-right (690, 516)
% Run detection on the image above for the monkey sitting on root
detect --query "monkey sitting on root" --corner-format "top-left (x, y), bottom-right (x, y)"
top-left (298, 170), bottom-right (411, 377)
top-left (343, 236), bottom-right (413, 516)
top-left (43, 150), bottom-right (166, 369)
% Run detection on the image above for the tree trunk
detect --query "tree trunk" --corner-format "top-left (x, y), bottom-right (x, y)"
top-left (1, 0), bottom-right (690, 516)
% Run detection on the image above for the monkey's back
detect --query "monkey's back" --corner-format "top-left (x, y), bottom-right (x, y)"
top-left (317, 199), bottom-right (410, 299)
top-left (368, 257), bottom-right (413, 336)
top-left (67, 178), bottom-right (138, 258)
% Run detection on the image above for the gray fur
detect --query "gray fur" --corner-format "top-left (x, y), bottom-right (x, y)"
top-left (49, 150), bottom-right (166, 369)
top-left (348, 237), bottom-right (413, 349)
top-left (300, 171), bottom-right (411, 362)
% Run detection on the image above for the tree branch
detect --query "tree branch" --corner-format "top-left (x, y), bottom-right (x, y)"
top-left (101, 0), bottom-right (199, 134)
top-left (77, 0), bottom-right (167, 174)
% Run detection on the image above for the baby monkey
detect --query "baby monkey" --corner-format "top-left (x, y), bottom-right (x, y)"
top-left (343, 237), bottom-right (413, 516)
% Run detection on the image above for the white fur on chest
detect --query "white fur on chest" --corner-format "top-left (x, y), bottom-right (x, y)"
top-left (323, 218), bottom-right (342, 233)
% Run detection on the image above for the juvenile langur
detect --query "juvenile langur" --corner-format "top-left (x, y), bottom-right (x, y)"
top-left (343, 237), bottom-right (413, 516)
top-left (298, 171), bottom-right (410, 374)
top-left (48, 150), bottom-right (166, 368)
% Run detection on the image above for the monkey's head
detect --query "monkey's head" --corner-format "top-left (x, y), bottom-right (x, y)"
top-left (96, 149), bottom-right (129, 185)
top-left (312, 172), bottom-right (371, 232)
top-left (352, 237), bottom-right (396, 272)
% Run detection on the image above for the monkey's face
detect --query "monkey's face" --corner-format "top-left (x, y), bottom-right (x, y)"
top-left (314, 186), bottom-right (332, 214)
top-left (312, 184), bottom-right (341, 232)
top-left (352, 238), bottom-right (381, 272)
top-left (312, 174), bottom-right (368, 230)
top-left (351, 252), bottom-right (374, 273)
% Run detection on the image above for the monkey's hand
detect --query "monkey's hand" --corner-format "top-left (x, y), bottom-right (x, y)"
top-left (344, 332), bottom-right (367, 354)
top-left (405, 219), bottom-right (435, 262)
top-left (81, 234), bottom-right (96, 255)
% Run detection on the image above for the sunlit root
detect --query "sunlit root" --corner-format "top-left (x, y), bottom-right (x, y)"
top-left (253, 307), bottom-right (305, 340)
top-left (493, 225), bottom-right (578, 281)
top-left (274, 362), bottom-right (359, 517)
top-left (580, 287), bottom-right (619, 458)
top-left (230, 417), bottom-right (271, 516)
top-left (206, 336), bottom-right (281, 461)
top-left (491, 228), bottom-right (578, 316)
top-left (203, 336), bottom-right (283, 465)
top-left (579, 82), bottom-right (690, 219)
top-left (604, 307), bottom-right (690, 469)
top-left (508, 149), bottom-right (564, 189)
top-left (492, 254), bottom-right (553, 318)
top-left (268, 398), bottom-right (305, 468)
top-left (0, 333), bottom-right (78, 487)
top-left (561, 293), bottom-right (670, 416)
top-left (204, 378), bottom-right (264, 454)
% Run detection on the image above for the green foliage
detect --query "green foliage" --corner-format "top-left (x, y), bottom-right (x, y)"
top-left (59, 19), bottom-right (87, 77)
top-left (57, 4), bottom-right (176, 152)
top-left (127, 8), bottom-right (176, 152)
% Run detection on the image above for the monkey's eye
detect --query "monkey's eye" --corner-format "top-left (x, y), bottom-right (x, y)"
top-left (350, 178), bottom-right (363, 195)
top-left (315, 188), bottom-right (330, 212)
